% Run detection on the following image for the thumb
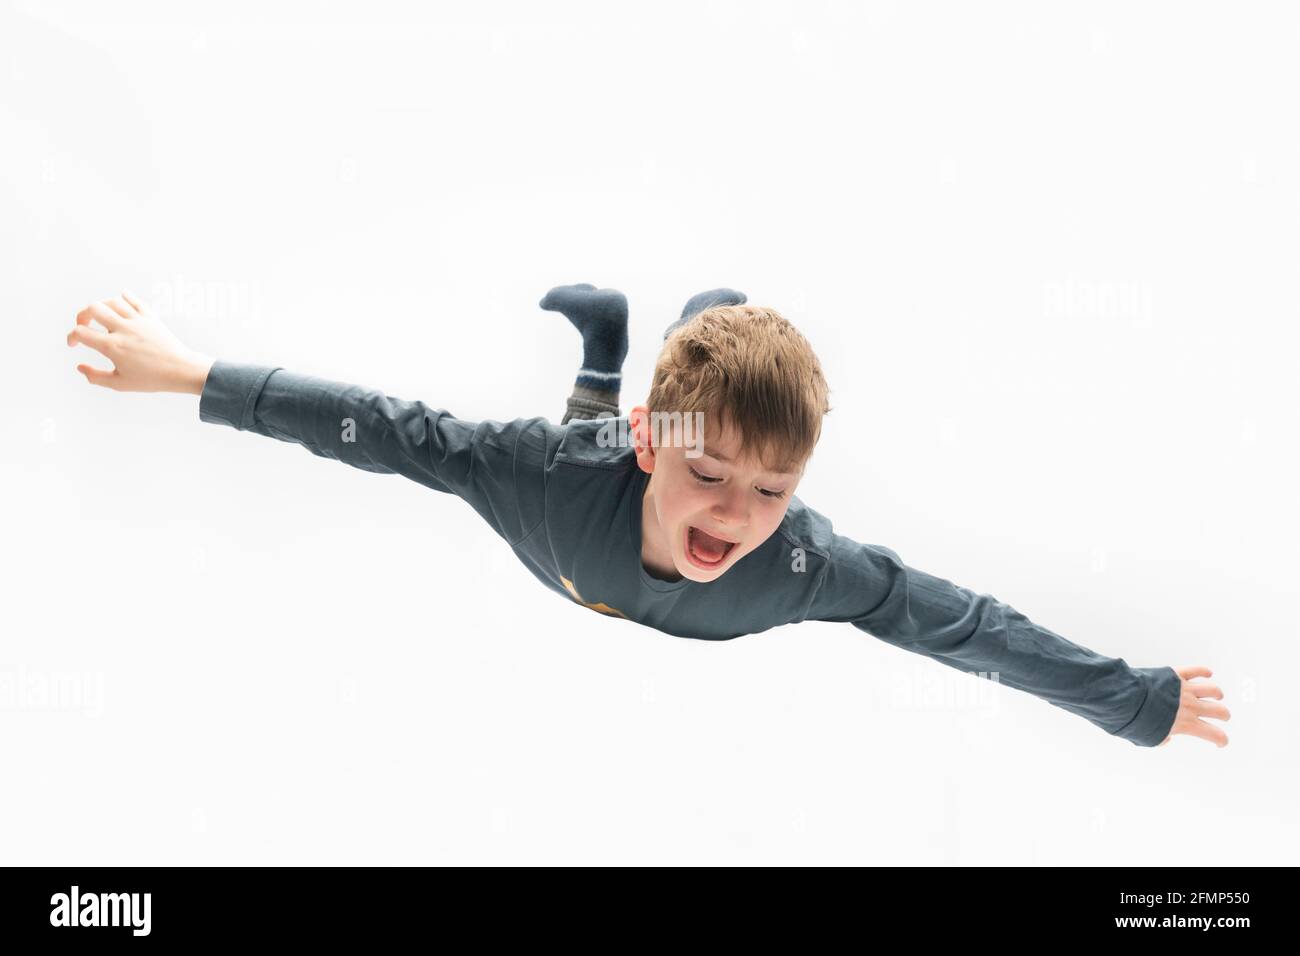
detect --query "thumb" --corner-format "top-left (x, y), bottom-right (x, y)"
top-left (78, 364), bottom-right (119, 389)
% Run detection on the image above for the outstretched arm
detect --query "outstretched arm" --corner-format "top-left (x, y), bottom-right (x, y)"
top-left (806, 532), bottom-right (1228, 747)
top-left (67, 292), bottom-right (552, 545)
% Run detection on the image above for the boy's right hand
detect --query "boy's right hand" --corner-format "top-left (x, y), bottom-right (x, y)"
top-left (67, 291), bottom-right (215, 394)
top-left (1157, 665), bottom-right (1230, 748)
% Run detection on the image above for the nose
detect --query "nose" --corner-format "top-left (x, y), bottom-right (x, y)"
top-left (710, 483), bottom-right (749, 530)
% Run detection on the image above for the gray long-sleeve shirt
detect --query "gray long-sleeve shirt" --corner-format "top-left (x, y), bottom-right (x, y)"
top-left (198, 360), bottom-right (1182, 747)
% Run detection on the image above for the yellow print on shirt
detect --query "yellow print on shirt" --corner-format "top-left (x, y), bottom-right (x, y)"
top-left (560, 575), bottom-right (627, 618)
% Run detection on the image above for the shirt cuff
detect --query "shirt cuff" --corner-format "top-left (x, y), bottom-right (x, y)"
top-left (198, 361), bottom-right (284, 430)
top-left (1112, 665), bottom-right (1182, 747)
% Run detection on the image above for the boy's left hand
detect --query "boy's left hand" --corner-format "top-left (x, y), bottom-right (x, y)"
top-left (1158, 665), bottom-right (1230, 747)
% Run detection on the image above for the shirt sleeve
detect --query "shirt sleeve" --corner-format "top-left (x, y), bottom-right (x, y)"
top-left (197, 360), bottom-right (552, 546)
top-left (805, 531), bottom-right (1181, 747)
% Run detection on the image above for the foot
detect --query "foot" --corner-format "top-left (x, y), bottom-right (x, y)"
top-left (540, 282), bottom-right (629, 392)
top-left (664, 287), bottom-right (747, 340)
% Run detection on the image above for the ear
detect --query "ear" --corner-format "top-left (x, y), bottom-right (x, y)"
top-left (629, 405), bottom-right (657, 475)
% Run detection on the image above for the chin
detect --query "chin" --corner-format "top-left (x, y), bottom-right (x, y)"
top-left (677, 559), bottom-right (731, 582)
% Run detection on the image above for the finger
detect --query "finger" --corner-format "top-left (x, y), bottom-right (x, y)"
top-left (67, 324), bottom-right (114, 356)
top-left (121, 289), bottom-right (145, 312)
top-left (77, 363), bottom-right (120, 389)
top-left (1189, 680), bottom-right (1223, 700)
top-left (1196, 700), bottom-right (1231, 721)
top-left (104, 296), bottom-right (135, 321)
top-left (76, 302), bottom-right (125, 333)
top-left (1175, 665), bottom-right (1213, 681)
top-left (1187, 718), bottom-right (1229, 748)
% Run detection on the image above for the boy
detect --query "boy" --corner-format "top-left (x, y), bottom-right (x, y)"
top-left (66, 286), bottom-right (1230, 748)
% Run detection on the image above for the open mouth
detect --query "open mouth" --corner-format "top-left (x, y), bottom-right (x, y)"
top-left (685, 525), bottom-right (737, 570)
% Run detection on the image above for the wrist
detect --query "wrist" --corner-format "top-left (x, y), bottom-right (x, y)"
top-left (178, 351), bottom-right (216, 395)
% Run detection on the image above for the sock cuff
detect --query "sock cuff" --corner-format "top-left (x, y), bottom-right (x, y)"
top-left (575, 368), bottom-right (622, 391)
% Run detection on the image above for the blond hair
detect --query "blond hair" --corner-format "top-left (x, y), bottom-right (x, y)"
top-left (646, 305), bottom-right (831, 473)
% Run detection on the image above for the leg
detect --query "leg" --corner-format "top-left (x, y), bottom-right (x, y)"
top-left (540, 283), bottom-right (629, 423)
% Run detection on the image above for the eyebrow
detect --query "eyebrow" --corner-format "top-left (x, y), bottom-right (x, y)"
top-left (702, 447), bottom-right (797, 479)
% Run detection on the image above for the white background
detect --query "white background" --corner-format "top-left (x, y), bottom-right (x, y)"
top-left (2, 0), bottom-right (1296, 864)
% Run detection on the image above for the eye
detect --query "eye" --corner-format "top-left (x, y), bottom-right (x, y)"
top-left (759, 487), bottom-right (788, 500)
top-left (688, 466), bottom-right (721, 484)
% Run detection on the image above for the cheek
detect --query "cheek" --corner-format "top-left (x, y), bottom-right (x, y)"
top-left (754, 502), bottom-right (790, 537)
top-left (670, 475), bottom-right (710, 515)
top-left (656, 477), bottom-right (695, 535)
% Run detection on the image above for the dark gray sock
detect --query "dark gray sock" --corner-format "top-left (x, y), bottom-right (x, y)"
top-left (663, 287), bottom-right (747, 340)
top-left (540, 283), bottom-right (629, 424)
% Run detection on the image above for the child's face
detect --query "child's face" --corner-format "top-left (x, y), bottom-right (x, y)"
top-left (630, 406), bottom-right (805, 583)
